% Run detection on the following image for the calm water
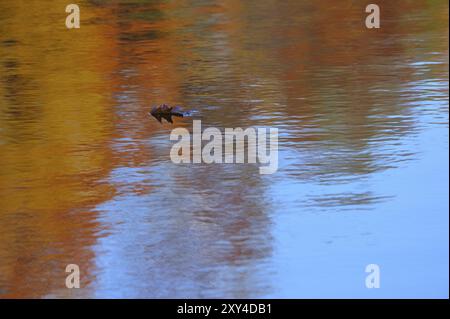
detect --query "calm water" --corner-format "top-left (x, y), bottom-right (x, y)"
top-left (0, 0), bottom-right (448, 298)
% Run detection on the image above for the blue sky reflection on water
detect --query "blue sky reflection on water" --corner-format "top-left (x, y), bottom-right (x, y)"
top-left (91, 78), bottom-right (448, 297)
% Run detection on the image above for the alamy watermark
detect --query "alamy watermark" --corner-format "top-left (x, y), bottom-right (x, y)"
top-left (365, 4), bottom-right (380, 29)
top-left (365, 264), bottom-right (381, 288)
top-left (65, 4), bottom-right (80, 29)
top-left (65, 264), bottom-right (80, 289)
top-left (169, 120), bottom-right (278, 175)
top-left (65, 3), bottom-right (381, 30)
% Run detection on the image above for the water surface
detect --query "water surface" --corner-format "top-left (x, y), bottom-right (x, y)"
top-left (0, 0), bottom-right (448, 298)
